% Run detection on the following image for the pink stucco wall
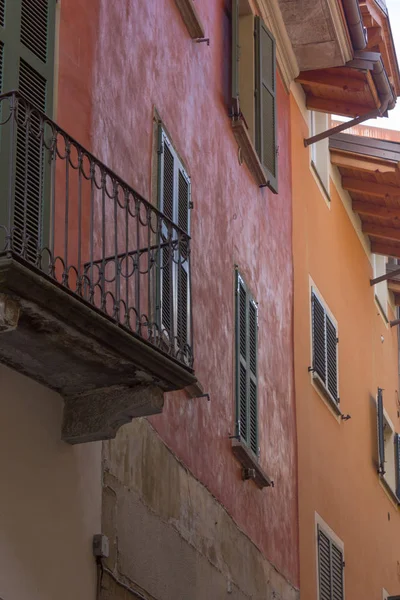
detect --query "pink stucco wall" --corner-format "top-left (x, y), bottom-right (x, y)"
top-left (58, 0), bottom-right (298, 587)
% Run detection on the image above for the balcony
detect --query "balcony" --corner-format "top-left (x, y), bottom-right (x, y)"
top-left (0, 91), bottom-right (199, 444)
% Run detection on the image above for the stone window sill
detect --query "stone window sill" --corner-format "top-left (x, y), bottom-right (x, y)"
top-left (231, 119), bottom-right (268, 188)
top-left (175, 0), bottom-right (205, 39)
top-left (231, 439), bottom-right (272, 489)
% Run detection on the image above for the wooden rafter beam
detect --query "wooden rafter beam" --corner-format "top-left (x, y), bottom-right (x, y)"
top-left (296, 72), bottom-right (366, 92)
top-left (363, 223), bottom-right (400, 242)
top-left (330, 151), bottom-right (398, 174)
top-left (370, 241), bottom-right (400, 258)
top-left (352, 200), bottom-right (400, 220)
top-left (343, 177), bottom-right (400, 197)
top-left (306, 97), bottom-right (375, 118)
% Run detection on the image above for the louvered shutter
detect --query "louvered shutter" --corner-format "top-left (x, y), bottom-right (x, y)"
top-left (318, 526), bottom-right (344, 600)
top-left (231, 0), bottom-right (239, 114)
top-left (331, 541), bottom-right (344, 599)
top-left (177, 168), bottom-right (190, 350)
top-left (159, 132), bottom-right (175, 338)
top-left (395, 434), bottom-right (400, 499)
top-left (157, 127), bottom-right (191, 354)
top-left (0, 0), bottom-right (55, 262)
top-left (326, 316), bottom-right (338, 401)
top-left (235, 271), bottom-right (258, 456)
top-left (255, 17), bottom-right (278, 194)
top-left (312, 292), bottom-right (327, 384)
top-left (377, 388), bottom-right (385, 475)
top-left (312, 292), bottom-right (339, 404)
top-left (318, 528), bottom-right (332, 600)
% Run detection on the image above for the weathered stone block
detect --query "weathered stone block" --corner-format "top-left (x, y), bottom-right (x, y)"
top-left (0, 293), bottom-right (19, 332)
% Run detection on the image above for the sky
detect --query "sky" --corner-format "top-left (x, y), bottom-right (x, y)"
top-left (363, 0), bottom-right (400, 130)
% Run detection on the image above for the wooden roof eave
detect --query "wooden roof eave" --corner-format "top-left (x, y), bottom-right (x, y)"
top-left (330, 133), bottom-right (400, 259)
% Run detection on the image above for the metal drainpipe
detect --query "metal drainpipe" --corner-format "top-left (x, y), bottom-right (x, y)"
top-left (372, 57), bottom-right (396, 112)
top-left (342, 0), bottom-right (367, 51)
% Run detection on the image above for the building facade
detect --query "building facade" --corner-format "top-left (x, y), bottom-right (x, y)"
top-left (0, 0), bottom-right (399, 599)
top-left (291, 1), bottom-right (400, 598)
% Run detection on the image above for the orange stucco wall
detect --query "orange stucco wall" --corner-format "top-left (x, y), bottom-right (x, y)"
top-left (292, 93), bottom-right (400, 598)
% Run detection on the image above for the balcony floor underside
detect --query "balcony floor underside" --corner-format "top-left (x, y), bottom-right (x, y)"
top-left (0, 255), bottom-right (198, 444)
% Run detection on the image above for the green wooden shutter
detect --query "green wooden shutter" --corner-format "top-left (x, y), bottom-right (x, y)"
top-left (0, 0), bottom-right (55, 262)
top-left (377, 388), bottom-right (385, 475)
top-left (231, 0), bottom-right (239, 115)
top-left (0, 0), bottom-right (55, 109)
top-left (395, 433), bottom-right (400, 499)
top-left (255, 16), bottom-right (278, 193)
top-left (235, 270), bottom-right (258, 456)
top-left (157, 126), bottom-right (191, 356)
top-left (318, 526), bottom-right (344, 600)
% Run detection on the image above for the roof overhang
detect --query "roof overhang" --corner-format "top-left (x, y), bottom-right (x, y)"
top-left (277, 0), bottom-right (353, 71)
top-left (330, 132), bottom-right (400, 258)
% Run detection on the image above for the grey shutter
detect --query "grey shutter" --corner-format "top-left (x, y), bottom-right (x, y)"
top-left (255, 16), bottom-right (277, 193)
top-left (0, 0), bottom-right (55, 262)
top-left (312, 292), bottom-right (326, 384)
top-left (177, 168), bottom-right (190, 350)
top-left (396, 434), bottom-right (400, 499)
top-left (318, 526), bottom-right (344, 600)
top-left (377, 388), bottom-right (385, 475)
top-left (326, 315), bottom-right (338, 402)
top-left (231, 0), bottom-right (239, 115)
top-left (235, 270), bottom-right (258, 455)
top-left (159, 133), bottom-right (175, 339)
top-left (158, 127), bottom-right (191, 355)
top-left (249, 297), bottom-right (258, 455)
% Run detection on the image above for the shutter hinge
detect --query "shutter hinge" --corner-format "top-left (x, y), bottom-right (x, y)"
top-left (276, 146), bottom-right (280, 157)
top-left (342, 561), bottom-right (345, 568)
top-left (189, 201), bottom-right (194, 210)
top-left (157, 142), bottom-right (164, 156)
top-left (336, 337), bottom-right (339, 344)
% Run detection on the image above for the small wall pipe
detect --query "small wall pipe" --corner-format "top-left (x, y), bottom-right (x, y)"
top-left (342, 0), bottom-right (367, 51)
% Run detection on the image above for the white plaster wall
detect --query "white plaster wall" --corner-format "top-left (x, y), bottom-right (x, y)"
top-left (0, 364), bottom-right (101, 600)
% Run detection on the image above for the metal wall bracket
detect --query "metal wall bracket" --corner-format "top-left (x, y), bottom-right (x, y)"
top-left (304, 108), bottom-right (381, 147)
top-left (371, 265), bottom-right (400, 286)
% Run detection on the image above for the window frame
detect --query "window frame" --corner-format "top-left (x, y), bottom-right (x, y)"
top-left (309, 110), bottom-right (330, 200)
top-left (310, 287), bottom-right (340, 413)
top-left (157, 125), bottom-right (192, 361)
top-left (376, 389), bottom-right (400, 505)
top-left (235, 268), bottom-right (259, 457)
top-left (231, 0), bottom-right (278, 192)
top-left (316, 521), bottom-right (345, 600)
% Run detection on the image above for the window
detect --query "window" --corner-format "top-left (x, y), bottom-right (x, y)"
top-left (157, 126), bottom-right (191, 362)
top-left (317, 525), bottom-right (344, 600)
top-left (311, 290), bottom-right (339, 409)
top-left (235, 270), bottom-right (258, 456)
top-left (373, 254), bottom-right (389, 319)
top-left (0, 0), bottom-right (56, 262)
top-left (310, 111), bottom-right (330, 197)
top-left (231, 0), bottom-right (278, 192)
top-left (174, 0), bottom-right (205, 39)
top-left (376, 388), bottom-right (400, 501)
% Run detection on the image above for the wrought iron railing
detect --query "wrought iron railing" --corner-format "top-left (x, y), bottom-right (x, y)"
top-left (0, 91), bottom-right (193, 367)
